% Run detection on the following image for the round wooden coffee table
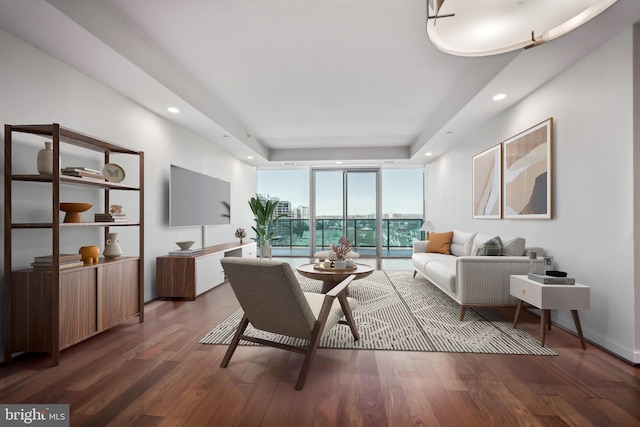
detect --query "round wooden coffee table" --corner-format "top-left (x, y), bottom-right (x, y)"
top-left (296, 263), bottom-right (374, 293)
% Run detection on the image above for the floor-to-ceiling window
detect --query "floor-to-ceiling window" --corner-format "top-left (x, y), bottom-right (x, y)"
top-left (257, 166), bottom-right (424, 257)
top-left (256, 169), bottom-right (310, 255)
top-left (381, 168), bottom-right (425, 256)
top-left (313, 168), bottom-right (379, 256)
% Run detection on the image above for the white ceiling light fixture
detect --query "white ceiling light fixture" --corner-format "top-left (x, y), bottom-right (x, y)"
top-left (427, 0), bottom-right (619, 56)
top-left (167, 107), bottom-right (180, 114)
top-left (493, 93), bottom-right (507, 101)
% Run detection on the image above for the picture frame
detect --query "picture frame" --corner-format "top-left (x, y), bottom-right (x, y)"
top-left (503, 118), bottom-right (553, 219)
top-left (472, 143), bottom-right (502, 219)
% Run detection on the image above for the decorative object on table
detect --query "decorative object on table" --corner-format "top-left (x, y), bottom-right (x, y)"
top-left (102, 163), bottom-right (125, 183)
top-left (472, 143), bottom-right (502, 219)
top-left (503, 118), bottom-right (553, 219)
top-left (61, 166), bottom-right (104, 181)
top-left (323, 259), bottom-right (332, 269)
top-left (527, 250), bottom-right (538, 274)
top-left (330, 236), bottom-right (352, 260)
top-left (420, 220), bottom-right (436, 239)
top-left (235, 227), bottom-right (246, 243)
top-left (545, 270), bottom-right (566, 277)
top-left (334, 260), bottom-right (346, 269)
top-left (31, 253), bottom-right (84, 270)
top-left (95, 204), bottom-right (127, 223)
top-left (36, 141), bottom-right (54, 175)
top-left (78, 246), bottom-right (100, 265)
top-left (175, 240), bottom-right (195, 251)
top-left (103, 233), bottom-right (123, 259)
top-left (60, 202), bottom-right (93, 223)
top-left (345, 258), bottom-right (356, 268)
top-left (248, 194), bottom-right (289, 259)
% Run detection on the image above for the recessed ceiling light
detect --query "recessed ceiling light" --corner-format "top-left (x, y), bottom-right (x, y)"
top-left (167, 107), bottom-right (180, 114)
top-left (336, 161), bottom-right (342, 165)
top-left (247, 156), bottom-right (254, 160)
top-left (493, 93), bottom-right (507, 101)
top-left (425, 152), bottom-right (433, 156)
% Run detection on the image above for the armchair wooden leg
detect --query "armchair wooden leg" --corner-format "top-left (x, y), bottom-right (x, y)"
top-left (295, 321), bottom-right (325, 390)
top-left (460, 306), bottom-right (468, 321)
top-left (338, 293), bottom-right (359, 341)
top-left (220, 315), bottom-right (250, 368)
top-left (413, 270), bottom-right (417, 278)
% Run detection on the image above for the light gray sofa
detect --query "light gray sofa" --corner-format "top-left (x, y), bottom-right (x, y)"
top-left (412, 230), bottom-right (542, 320)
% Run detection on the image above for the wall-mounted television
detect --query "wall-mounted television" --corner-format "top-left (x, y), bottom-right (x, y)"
top-left (169, 164), bottom-right (231, 227)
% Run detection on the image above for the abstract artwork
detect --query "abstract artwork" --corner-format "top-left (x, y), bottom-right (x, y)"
top-left (503, 118), bottom-right (553, 219)
top-left (472, 144), bottom-right (502, 219)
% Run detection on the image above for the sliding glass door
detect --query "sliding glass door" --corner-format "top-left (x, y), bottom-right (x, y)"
top-left (312, 168), bottom-right (380, 257)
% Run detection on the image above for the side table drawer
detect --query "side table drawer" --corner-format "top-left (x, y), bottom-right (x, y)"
top-left (510, 276), bottom-right (543, 306)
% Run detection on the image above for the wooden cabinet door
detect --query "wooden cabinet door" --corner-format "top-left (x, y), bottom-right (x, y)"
top-left (98, 259), bottom-right (140, 331)
top-left (59, 269), bottom-right (98, 348)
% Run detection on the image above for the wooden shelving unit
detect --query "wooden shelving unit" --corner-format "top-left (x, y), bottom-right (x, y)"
top-left (3, 123), bottom-right (145, 365)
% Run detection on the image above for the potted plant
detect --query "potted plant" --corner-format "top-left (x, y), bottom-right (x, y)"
top-left (248, 194), bottom-right (289, 258)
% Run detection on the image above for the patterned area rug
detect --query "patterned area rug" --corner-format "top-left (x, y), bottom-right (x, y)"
top-left (200, 270), bottom-right (557, 355)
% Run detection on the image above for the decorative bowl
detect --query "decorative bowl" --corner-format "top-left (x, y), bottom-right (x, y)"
top-left (176, 241), bottom-right (195, 251)
top-left (545, 270), bottom-right (567, 277)
top-left (60, 202), bottom-right (93, 223)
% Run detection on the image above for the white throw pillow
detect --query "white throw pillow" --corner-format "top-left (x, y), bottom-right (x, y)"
top-left (449, 230), bottom-right (478, 257)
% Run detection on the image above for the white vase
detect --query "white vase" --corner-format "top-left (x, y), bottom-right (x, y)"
top-left (36, 141), bottom-right (54, 175)
top-left (334, 260), bottom-right (346, 269)
top-left (103, 232), bottom-right (123, 259)
top-left (260, 245), bottom-right (272, 259)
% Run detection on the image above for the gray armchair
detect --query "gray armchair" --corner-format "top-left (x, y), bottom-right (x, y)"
top-left (219, 257), bottom-right (360, 390)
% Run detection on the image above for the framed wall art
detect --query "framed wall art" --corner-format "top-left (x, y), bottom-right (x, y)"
top-left (472, 143), bottom-right (502, 219)
top-left (502, 118), bottom-right (553, 219)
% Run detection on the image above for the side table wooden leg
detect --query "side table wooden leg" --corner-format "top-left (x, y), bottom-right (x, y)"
top-left (571, 310), bottom-right (587, 350)
top-left (540, 309), bottom-right (550, 347)
top-left (513, 300), bottom-right (524, 327)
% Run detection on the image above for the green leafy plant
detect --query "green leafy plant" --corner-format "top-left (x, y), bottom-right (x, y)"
top-left (248, 195), bottom-right (289, 247)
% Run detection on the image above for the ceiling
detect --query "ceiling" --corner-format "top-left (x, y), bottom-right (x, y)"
top-left (1, 0), bottom-right (639, 166)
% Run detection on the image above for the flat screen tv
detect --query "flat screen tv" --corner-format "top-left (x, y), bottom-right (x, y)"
top-left (169, 164), bottom-right (231, 227)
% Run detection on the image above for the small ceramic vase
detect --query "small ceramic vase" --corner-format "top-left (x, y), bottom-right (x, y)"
top-left (37, 141), bottom-right (54, 175)
top-left (103, 232), bottom-right (123, 259)
top-left (334, 260), bottom-right (346, 269)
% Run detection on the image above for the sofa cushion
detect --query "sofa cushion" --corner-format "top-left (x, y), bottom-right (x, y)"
top-left (474, 236), bottom-right (503, 256)
top-left (501, 237), bottom-right (526, 256)
top-left (426, 231), bottom-right (454, 255)
top-left (449, 230), bottom-right (477, 257)
top-left (424, 260), bottom-right (457, 293)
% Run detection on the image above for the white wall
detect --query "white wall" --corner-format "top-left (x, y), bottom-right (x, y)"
top-left (426, 28), bottom-right (638, 362)
top-left (0, 29), bottom-right (256, 309)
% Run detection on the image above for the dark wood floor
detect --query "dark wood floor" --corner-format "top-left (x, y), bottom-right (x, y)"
top-left (2, 258), bottom-right (639, 426)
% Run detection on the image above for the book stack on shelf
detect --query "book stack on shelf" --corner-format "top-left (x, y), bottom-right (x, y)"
top-left (95, 212), bottom-right (128, 223)
top-left (31, 254), bottom-right (84, 271)
top-left (61, 166), bottom-right (105, 182)
top-left (168, 248), bottom-right (203, 256)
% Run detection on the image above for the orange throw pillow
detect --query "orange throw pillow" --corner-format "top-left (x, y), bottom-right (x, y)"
top-left (426, 231), bottom-right (454, 255)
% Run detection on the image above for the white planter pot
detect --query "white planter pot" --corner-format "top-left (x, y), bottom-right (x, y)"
top-left (260, 245), bottom-right (272, 259)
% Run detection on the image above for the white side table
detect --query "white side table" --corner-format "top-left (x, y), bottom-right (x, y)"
top-left (510, 275), bottom-right (590, 349)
